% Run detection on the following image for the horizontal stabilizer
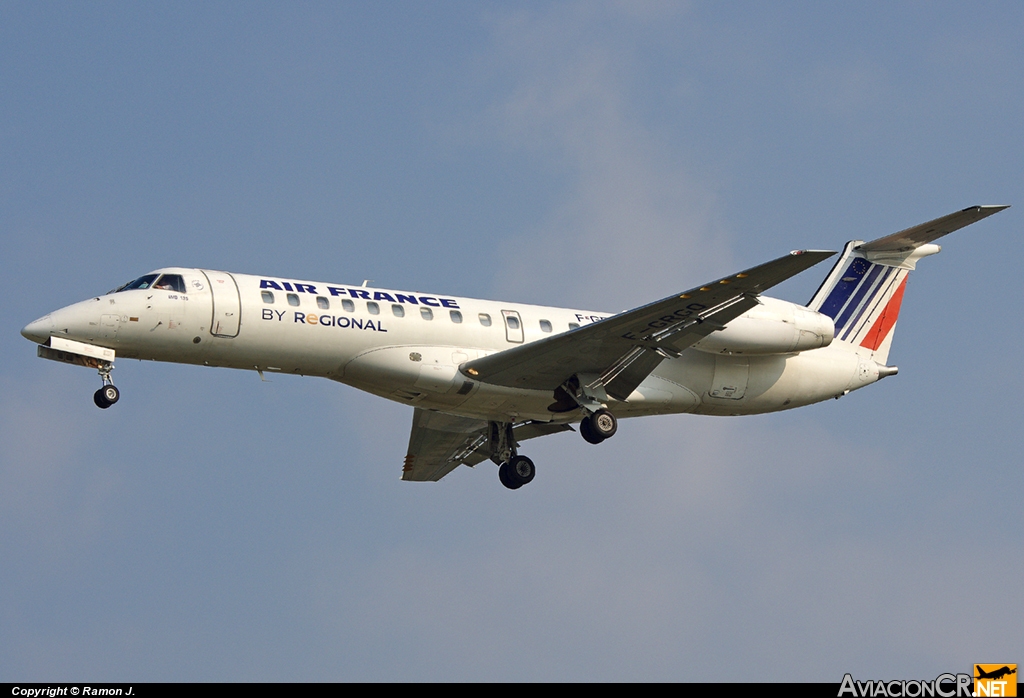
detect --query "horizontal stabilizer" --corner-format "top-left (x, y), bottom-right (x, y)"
top-left (809, 205), bottom-right (1009, 363)
top-left (857, 205), bottom-right (1008, 252)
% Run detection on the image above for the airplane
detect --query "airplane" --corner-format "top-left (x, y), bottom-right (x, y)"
top-left (975, 666), bottom-right (1016, 681)
top-left (20, 205), bottom-right (1008, 490)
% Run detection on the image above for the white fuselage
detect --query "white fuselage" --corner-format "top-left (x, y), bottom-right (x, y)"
top-left (23, 268), bottom-right (881, 424)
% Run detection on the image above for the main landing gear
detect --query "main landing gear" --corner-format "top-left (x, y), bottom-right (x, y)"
top-left (498, 455), bottom-right (536, 490)
top-left (93, 363), bottom-right (120, 409)
top-left (552, 377), bottom-right (619, 446)
top-left (579, 408), bottom-right (617, 445)
top-left (489, 408), bottom-right (619, 490)
top-left (490, 421), bottom-right (537, 491)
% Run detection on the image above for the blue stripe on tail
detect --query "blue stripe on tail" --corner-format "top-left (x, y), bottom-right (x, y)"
top-left (834, 264), bottom-right (885, 333)
top-left (839, 267), bottom-right (897, 341)
top-left (818, 257), bottom-right (872, 320)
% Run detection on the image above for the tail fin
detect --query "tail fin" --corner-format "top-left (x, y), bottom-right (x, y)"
top-left (807, 241), bottom-right (912, 363)
top-left (808, 205), bottom-right (1008, 364)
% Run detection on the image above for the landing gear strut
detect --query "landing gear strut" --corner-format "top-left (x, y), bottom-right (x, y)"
top-left (93, 363), bottom-right (120, 409)
top-left (490, 421), bottom-right (537, 490)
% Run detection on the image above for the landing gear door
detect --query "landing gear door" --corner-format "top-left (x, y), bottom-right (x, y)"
top-left (201, 270), bottom-right (241, 338)
top-left (502, 310), bottom-right (524, 343)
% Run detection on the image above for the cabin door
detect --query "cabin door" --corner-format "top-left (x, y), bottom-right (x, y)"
top-left (502, 310), bottom-right (524, 343)
top-left (202, 270), bottom-right (242, 338)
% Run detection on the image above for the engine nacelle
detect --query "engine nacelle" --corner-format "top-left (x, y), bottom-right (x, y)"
top-left (692, 297), bottom-right (834, 355)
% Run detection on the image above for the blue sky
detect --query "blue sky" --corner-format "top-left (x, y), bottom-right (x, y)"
top-left (2, 1), bottom-right (1021, 681)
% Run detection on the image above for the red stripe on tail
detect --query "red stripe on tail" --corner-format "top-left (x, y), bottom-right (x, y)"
top-left (860, 277), bottom-right (907, 351)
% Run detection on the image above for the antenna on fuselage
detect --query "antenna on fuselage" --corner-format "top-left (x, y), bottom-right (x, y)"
top-left (361, 280), bottom-right (373, 287)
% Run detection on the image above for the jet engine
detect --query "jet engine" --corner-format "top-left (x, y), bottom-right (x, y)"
top-left (692, 297), bottom-right (834, 355)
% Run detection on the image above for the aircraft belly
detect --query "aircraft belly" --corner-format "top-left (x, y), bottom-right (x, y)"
top-left (649, 344), bottom-right (863, 416)
top-left (449, 383), bottom-right (560, 422)
top-left (340, 345), bottom-right (480, 407)
top-left (652, 350), bottom-right (716, 402)
top-left (618, 375), bottom-right (700, 416)
top-left (694, 346), bottom-right (859, 415)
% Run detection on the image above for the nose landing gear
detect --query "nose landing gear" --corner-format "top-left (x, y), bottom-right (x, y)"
top-left (94, 385), bottom-right (120, 409)
top-left (93, 363), bottom-right (120, 409)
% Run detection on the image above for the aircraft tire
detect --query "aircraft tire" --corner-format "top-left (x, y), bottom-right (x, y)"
top-left (101, 385), bottom-right (120, 406)
top-left (590, 408), bottom-right (617, 439)
top-left (94, 388), bottom-right (111, 409)
top-left (579, 416), bottom-right (605, 445)
top-left (498, 461), bottom-right (523, 490)
top-left (507, 455), bottom-right (535, 487)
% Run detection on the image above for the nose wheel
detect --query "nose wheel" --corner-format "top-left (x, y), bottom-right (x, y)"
top-left (93, 363), bottom-right (119, 409)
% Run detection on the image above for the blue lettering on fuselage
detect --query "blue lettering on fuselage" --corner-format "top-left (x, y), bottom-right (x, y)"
top-left (260, 308), bottom-right (385, 332)
top-left (259, 278), bottom-right (460, 308)
top-left (286, 311), bottom-right (386, 332)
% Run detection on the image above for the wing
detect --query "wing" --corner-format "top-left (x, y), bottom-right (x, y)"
top-left (461, 250), bottom-right (836, 401)
top-left (402, 408), bottom-right (573, 481)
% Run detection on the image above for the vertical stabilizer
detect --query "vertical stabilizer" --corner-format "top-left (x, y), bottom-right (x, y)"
top-left (808, 243), bottom-right (914, 364)
top-left (807, 205), bottom-right (1008, 364)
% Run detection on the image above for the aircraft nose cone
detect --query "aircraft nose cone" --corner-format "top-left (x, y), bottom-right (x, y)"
top-left (21, 315), bottom-right (53, 344)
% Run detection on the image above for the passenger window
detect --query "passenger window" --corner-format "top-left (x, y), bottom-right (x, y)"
top-left (479, 313), bottom-right (492, 327)
top-left (287, 293), bottom-right (300, 306)
top-left (262, 291), bottom-right (275, 304)
top-left (450, 310), bottom-right (463, 323)
top-left (342, 299), bottom-right (355, 312)
top-left (367, 302), bottom-right (380, 315)
top-left (569, 322), bottom-right (580, 330)
top-left (420, 307), bottom-right (433, 321)
top-left (316, 296), bottom-right (329, 310)
top-left (392, 304), bottom-right (405, 317)
top-left (539, 319), bottom-right (552, 333)
top-left (154, 274), bottom-right (186, 293)
top-left (505, 315), bottom-right (520, 330)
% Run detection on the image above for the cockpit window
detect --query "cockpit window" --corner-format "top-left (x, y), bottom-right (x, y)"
top-left (153, 274), bottom-right (186, 293)
top-left (116, 274), bottom-right (159, 292)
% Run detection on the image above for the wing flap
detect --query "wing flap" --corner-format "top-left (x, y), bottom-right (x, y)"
top-left (462, 250), bottom-right (835, 395)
